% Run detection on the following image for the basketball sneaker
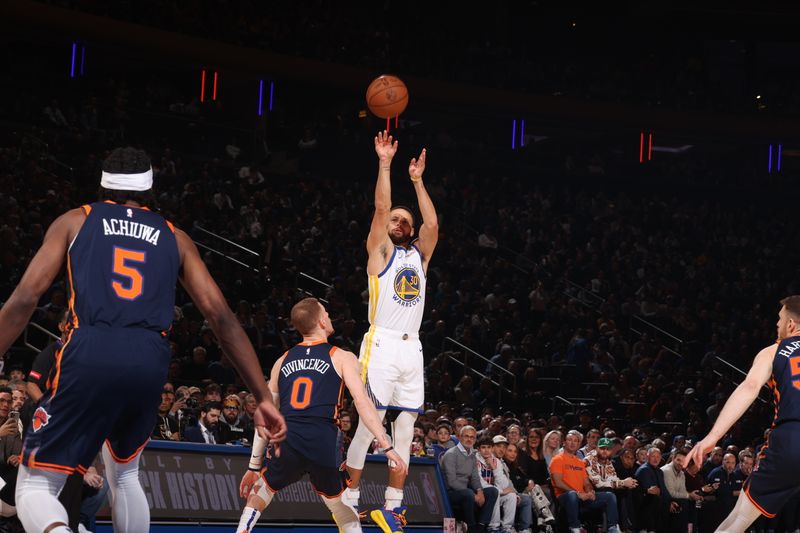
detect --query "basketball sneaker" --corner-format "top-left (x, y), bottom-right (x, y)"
top-left (370, 506), bottom-right (407, 533)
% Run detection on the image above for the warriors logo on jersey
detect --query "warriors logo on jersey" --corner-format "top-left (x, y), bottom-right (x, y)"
top-left (393, 266), bottom-right (421, 305)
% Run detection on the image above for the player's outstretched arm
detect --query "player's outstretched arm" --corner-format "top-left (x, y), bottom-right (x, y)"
top-left (0, 209), bottom-right (81, 355)
top-left (175, 229), bottom-right (286, 444)
top-left (687, 344), bottom-right (775, 471)
top-left (338, 349), bottom-right (408, 475)
top-left (408, 149), bottom-right (438, 266)
top-left (367, 131), bottom-right (396, 269)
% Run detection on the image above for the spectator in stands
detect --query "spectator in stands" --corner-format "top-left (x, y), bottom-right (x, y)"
top-left (660, 448), bottom-right (701, 533)
top-left (706, 452), bottom-right (744, 531)
top-left (518, 428), bottom-right (549, 489)
top-left (634, 446), bottom-right (669, 533)
top-left (573, 409), bottom-right (594, 435)
top-left (219, 395), bottom-right (248, 443)
top-left (736, 452), bottom-right (753, 479)
top-left (700, 446), bottom-right (723, 478)
top-left (542, 430), bottom-right (562, 466)
top-left (549, 430), bottom-right (621, 533)
top-left (503, 441), bottom-right (555, 528)
top-left (585, 437), bottom-right (637, 532)
top-left (339, 412), bottom-right (354, 453)
top-left (635, 447), bottom-right (648, 466)
top-left (240, 393), bottom-right (257, 427)
top-left (183, 346), bottom-right (210, 382)
top-left (440, 426), bottom-right (498, 533)
top-left (152, 389), bottom-right (179, 441)
top-left (452, 417), bottom-right (468, 443)
top-left (203, 383), bottom-right (222, 403)
top-left (183, 401), bottom-right (222, 444)
top-left (492, 435), bottom-right (539, 533)
top-left (622, 435), bottom-right (639, 452)
top-left (611, 447), bottom-right (639, 532)
top-left (505, 424), bottom-right (522, 447)
top-left (586, 438), bottom-right (637, 492)
top-left (476, 435), bottom-right (512, 532)
top-left (578, 428), bottom-right (601, 459)
top-left (432, 423), bottom-right (455, 460)
top-left (0, 386), bottom-right (22, 520)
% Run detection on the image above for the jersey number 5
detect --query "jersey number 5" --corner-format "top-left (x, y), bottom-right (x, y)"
top-left (289, 377), bottom-right (313, 409)
top-left (112, 246), bottom-right (146, 300)
top-left (791, 355), bottom-right (800, 390)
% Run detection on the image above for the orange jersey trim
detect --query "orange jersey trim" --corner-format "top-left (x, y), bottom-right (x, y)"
top-left (50, 328), bottom-right (75, 399)
top-left (744, 482), bottom-right (775, 518)
top-left (104, 438), bottom-right (149, 464)
top-left (80, 204), bottom-right (92, 216)
top-left (311, 483), bottom-right (345, 499)
top-left (66, 253), bottom-right (79, 329)
top-left (27, 452), bottom-right (77, 475)
top-left (103, 200), bottom-right (151, 211)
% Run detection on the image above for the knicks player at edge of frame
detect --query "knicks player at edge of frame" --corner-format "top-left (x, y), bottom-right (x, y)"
top-left (687, 296), bottom-right (800, 533)
top-left (0, 147), bottom-right (285, 533)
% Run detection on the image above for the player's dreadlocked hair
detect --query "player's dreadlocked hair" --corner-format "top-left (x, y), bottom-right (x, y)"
top-left (98, 146), bottom-right (156, 206)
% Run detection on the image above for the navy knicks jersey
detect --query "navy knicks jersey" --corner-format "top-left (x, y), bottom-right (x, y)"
top-left (769, 335), bottom-right (800, 426)
top-left (278, 341), bottom-right (345, 465)
top-left (67, 201), bottom-right (179, 332)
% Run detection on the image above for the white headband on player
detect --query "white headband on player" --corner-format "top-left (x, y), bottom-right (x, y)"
top-left (100, 168), bottom-right (153, 191)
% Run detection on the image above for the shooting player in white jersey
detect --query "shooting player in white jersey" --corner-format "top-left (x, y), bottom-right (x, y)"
top-left (343, 131), bottom-right (439, 533)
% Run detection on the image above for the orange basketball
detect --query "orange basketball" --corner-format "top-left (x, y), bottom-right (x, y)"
top-left (366, 75), bottom-right (409, 119)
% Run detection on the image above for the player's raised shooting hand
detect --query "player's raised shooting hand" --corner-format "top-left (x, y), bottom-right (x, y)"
top-left (408, 148), bottom-right (426, 182)
top-left (239, 470), bottom-right (260, 498)
top-left (254, 400), bottom-right (287, 456)
top-left (375, 130), bottom-right (398, 163)
top-left (386, 449), bottom-right (408, 476)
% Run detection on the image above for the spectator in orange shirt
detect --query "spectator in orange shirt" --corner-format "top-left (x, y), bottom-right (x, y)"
top-left (549, 430), bottom-right (621, 533)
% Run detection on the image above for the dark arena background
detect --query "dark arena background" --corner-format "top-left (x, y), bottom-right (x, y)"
top-left (2, 1), bottom-right (800, 532)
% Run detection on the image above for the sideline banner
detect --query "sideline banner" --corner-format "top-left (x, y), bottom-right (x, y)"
top-left (97, 441), bottom-right (450, 525)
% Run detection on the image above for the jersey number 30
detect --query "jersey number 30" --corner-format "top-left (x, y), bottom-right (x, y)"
top-left (112, 246), bottom-right (146, 300)
top-left (289, 377), bottom-right (313, 409)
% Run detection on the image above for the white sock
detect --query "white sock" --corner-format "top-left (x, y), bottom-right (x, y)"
top-left (343, 486), bottom-right (360, 504)
top-left (236, 506), bottom-right (261, 533)
top-left (384, 486), bottom-right (403, 511)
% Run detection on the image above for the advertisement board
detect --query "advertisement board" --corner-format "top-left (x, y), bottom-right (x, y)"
top-left (96, 441), bottom-right (450, 526)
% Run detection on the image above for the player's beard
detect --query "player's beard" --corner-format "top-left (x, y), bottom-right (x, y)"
top-left (389, 231), bottom-right (411, 246)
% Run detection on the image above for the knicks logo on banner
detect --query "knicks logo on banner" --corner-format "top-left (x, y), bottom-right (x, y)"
top-left (32, 407), bottom-right (51, 432)
top-left (393, 267), bottom-right (421, 306)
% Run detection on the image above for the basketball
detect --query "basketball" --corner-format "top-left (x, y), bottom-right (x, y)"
top-left (366, 75), bottom-right (409, 119)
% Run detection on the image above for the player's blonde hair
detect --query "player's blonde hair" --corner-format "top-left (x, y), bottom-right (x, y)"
top-left (291, 297), bottom-right (323, 335)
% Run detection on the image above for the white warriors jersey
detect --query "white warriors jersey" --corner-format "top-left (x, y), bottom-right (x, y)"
top-left (368, 244), bottom-right (426, 333)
